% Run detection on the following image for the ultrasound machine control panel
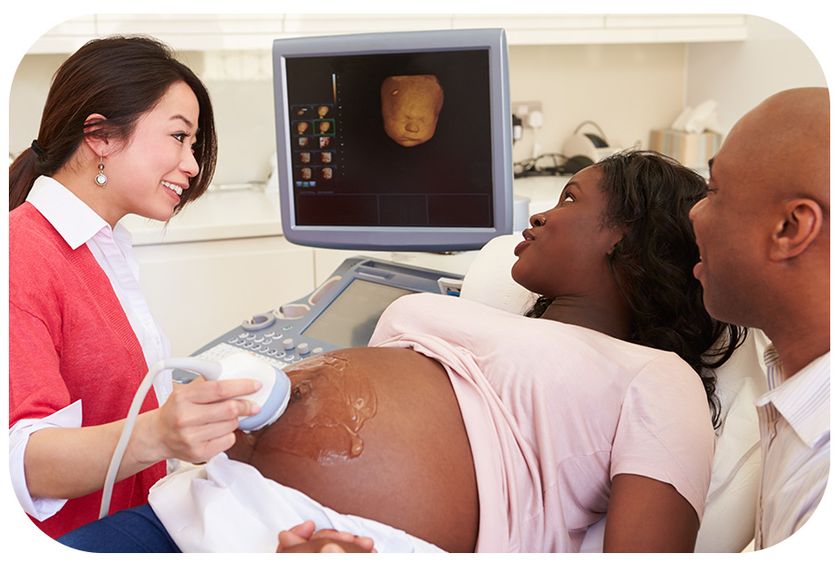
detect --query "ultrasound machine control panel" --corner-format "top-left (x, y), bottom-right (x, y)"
top-left (175, 257), bottom-right (464, 379)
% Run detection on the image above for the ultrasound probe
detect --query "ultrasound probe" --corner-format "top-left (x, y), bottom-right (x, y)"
top-left (99, 352), bottom-right (291, 519)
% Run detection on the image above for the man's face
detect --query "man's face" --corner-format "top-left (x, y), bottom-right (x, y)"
top-left (689, 116), bottom-right (772, 327)
top-left (380, 75), bottom-right (444, 147)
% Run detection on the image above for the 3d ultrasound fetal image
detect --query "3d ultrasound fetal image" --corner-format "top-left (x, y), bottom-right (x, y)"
top-left (380, 74), bottom-right (444, 147)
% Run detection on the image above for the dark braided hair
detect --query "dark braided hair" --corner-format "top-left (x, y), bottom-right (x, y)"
top-left (527, 150), bottom-right (744, 427)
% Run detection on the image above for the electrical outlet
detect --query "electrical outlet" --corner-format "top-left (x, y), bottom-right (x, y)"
top-left (512, 100), bottom-right (543, 120)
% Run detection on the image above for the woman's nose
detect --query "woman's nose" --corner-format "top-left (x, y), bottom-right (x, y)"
top-left (182, 149), bottom-right (199, 178)
top-left (530, 213), bottom-right (546, 227)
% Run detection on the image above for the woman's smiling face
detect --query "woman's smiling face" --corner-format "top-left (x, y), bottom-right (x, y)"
top-left (104, 80), bottom-right (200, 223)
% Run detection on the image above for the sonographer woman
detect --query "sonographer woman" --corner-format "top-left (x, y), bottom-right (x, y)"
top-left (8, 36), bottom-right (263, 539)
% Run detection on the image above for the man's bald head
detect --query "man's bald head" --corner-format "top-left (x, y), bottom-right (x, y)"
top-left (719, 87), bottom-right (828, 210)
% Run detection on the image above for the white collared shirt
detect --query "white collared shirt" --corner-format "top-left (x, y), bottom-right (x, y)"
top-left (754, 346), bottom-right (830, 549)
top-left (9, 176), bottom-right (172, 520)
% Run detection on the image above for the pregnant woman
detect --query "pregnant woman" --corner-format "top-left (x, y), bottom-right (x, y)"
top-left (59, 151), bottom-right (743, 553)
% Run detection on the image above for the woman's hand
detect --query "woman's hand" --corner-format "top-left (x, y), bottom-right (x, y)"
top-left (143, 376), bottom-right (263, 464)
top-left (23, 377), bottom-right (262, 500)
top-left (277, 521), bottom-right (376, 553)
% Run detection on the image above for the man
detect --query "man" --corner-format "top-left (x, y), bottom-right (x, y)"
top-left (689, 87), bottom-right (829, 549)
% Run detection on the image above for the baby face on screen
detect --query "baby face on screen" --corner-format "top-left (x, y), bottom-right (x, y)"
top-left (380, 74), bottom-right (444, 147)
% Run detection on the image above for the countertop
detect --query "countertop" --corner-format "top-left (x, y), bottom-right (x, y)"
top-left (121, 188), bottom-right (283, 246)
top-left (121, 176), bottom-right (571, 246)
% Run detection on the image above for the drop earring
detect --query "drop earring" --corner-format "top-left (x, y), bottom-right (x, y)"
top-left (94, 156), bottom-right (108, 187)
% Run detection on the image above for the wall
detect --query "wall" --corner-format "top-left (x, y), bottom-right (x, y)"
top-left (686, 15), bottom-right (827, 135)
top-left (7, 54), bottom-right (61, 163)
top-left (9, 42), bottom-right (687, 183)
top-left (508, 43), bottom-right (685, 163)
top-left (8, 15), bottom-right (825, 182)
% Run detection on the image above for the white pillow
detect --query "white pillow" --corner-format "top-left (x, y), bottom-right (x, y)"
top-left (460, 234), bottom-right (537, 315)
top-left (694, 328), bottom-right (768, 552)
top-left (461, 235), bottom-right (768, 552)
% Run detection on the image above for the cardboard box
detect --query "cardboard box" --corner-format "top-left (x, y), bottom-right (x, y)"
top-left (649, 128), bottom-right (722, 169)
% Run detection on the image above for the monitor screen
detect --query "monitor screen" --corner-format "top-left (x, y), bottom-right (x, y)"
top-left (272, 29), bottom-right (512, 251)
top-left (302, 278), bottom-right (414, 347)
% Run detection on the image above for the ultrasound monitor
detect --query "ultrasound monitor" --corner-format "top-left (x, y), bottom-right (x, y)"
top-left (272, 28), bottom-right (512, 251)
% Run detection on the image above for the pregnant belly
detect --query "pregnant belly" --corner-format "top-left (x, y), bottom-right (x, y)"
top-left (225, 347), bottom-right (479, 552)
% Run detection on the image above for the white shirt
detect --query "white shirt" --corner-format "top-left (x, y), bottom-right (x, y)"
top-left (9, 176), bottom-right (172, 521)
top-left (754, 346), bottom-right (830, 549)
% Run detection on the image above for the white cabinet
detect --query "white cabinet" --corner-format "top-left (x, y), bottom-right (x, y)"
top-left (282, 14), bottom-right (454, 36)
top-left (26, 16), bottom-right (96, 54)
top-left (94, 14), bottom-right (286, 52)
top-left (602, 14), bottom-right (748, 43)
top-left (28, 13), bottom-right (748, 54)
top-left (27, 15), bottom-right (284, 54)
top-left (454, 14), bottom-right (747, 44)
top-left (133, 236), bottom-right (314, 356)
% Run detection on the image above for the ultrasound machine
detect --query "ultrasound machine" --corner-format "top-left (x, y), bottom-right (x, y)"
top-left (179, 28), bottom-right (513, 374)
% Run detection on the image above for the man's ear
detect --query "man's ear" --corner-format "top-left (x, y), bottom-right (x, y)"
top-left (82, 113), bottom-right (113, 157)
top-left (769, 199), bottom-right (823, 261)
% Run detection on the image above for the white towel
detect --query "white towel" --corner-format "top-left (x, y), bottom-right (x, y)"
top-left (149, 453), bottom-right (443, 553)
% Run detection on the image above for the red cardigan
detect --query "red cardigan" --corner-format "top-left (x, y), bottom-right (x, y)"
top-left (9, 203), bottom-right (165, 538)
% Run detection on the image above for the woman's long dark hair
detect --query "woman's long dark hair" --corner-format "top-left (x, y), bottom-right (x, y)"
top-left (9, 35), bottom-right (217, 212)
top-left (528, 150), bottom-right (745, 427)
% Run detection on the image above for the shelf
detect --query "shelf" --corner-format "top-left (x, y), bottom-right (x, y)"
top-left (27, 13), bottom-right (748, 54)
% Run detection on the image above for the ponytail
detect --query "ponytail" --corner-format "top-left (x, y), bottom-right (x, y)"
top-left (9, 146), bottom-right (45, 210)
